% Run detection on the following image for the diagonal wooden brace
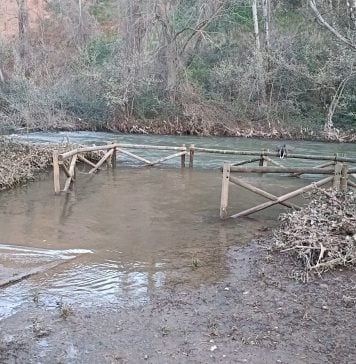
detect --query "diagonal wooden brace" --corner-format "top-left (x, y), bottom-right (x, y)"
top-left (89, 149), bottom-right (114, 174)
top-left (229, 175), bottom-right (301, 210)
top-left (230, 175), bottom-right (333, 219)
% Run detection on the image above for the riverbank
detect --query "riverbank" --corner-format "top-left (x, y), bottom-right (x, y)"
top-left (1, 239), bottom-right (355, 364)
top-left (3, 117), bottom-right (356, 142)
top-left (0, 138), bottom-right (103, 191)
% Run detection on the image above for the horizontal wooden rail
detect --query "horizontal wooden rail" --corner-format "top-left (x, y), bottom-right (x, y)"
top-left (229, 166), bottom-right (356, 174)
top-left (60, 143), bottom-right (186, 160)
top-left (194, 147), bottom-right (356, 163)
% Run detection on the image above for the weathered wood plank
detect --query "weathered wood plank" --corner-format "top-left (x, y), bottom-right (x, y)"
top-left (111, 147), bottom-right (117, 168)
top-left (63, 154), bottom-right (78, 192)
top-left (89, 149), bottom-right (113, 174)
top-left (340, 164), bottom-right (348, 191)
top-left (78, 154), bottom-right (97, 168)
top-left (181, 144), bottom-right (186, 168)
top-left (189, 144), bottom-right (195, 168)
top-left (53, 151), bottom-right (60, 194)
top-left (229, 175), bottom-right (301, 210)
top-left (230, 166), bottom-right (335, 174)
top-left (288, 161), bottom-right (334, 177)
top-left (232, 157), bottom-right (260, 166)
top-left (60, 144), bottom-right (185, 160)
top-left (193, 147), bottom-right (356, 163)
top-left (60, 162), bottom-right (71, 178)
top-left (220, 163), bottom-right (231, 219)
top-left (333, 162), bottom-right (342, 190)
top-left (264, 157), bottom-right (285, 169)
top-left (117, 148), bottom-right (152, 164)
top-left (259, 150), bottom-right (268, 167)
top-left (230, 176), bottom-right (333, 219)
top-left (147, 151), bottom-right (187, 166)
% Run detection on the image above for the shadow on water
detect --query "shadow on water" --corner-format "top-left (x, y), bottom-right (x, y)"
top-left (2, 131), bottom-right (354, 319)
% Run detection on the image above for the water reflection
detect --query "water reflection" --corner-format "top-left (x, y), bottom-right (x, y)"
top-left (1, 165), bottom-right (308, 319)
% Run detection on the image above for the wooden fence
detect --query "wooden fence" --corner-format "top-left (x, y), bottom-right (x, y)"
top-left (219, 151), bottom-right (356, 219)
top-left (53, 143), bottom-right (188, 194)
top-left (52, 142), bottom-right (356, 213)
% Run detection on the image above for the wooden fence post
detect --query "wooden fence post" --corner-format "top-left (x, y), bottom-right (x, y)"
top-left (220, 163), bottom-right (231, 219)
top-left (259, 149), bottom-right (268, 167)
top-left (341, 164), bottom-right (348, 191)
top-left (189, 144), bottom-right (195, 168)
top-left (53, 151), bottom-right (61, 194)
top-left (111, 146), bottom-right (117, 168)
top-left (181, 144), bottom-right (186, 168)
top-left (333, 162), bottom-right (342, 190)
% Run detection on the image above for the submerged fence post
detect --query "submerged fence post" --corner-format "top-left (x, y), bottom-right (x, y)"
top-left (111, 145), bottom-right (117, 169)
top-left (189, 144), bottom-right (195, 168)
top-left (53, 151), bottom-right (61, 194)
top-left (259, 149), bottom-right (268, 167)
top-left (181, 144), bottom-right (186, 168)
top-left (220, 163), bottom-right (231, 219)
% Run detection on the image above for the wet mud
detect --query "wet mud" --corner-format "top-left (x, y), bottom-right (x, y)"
top-left (1, 241), bottom-right (355, 364)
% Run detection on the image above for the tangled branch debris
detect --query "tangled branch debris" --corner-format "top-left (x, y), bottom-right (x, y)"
top-left (273, 188), bottom-right (356, 280)
top-left (0, 137), bottom-right (103, 191)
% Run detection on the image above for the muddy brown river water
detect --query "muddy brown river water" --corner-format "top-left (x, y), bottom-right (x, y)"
top-left (0, 132), bottom-right (355, 318)
top-left (0, 167), bottom-right (299, 317)
top-left (0, 133), bottom-right (355, 363)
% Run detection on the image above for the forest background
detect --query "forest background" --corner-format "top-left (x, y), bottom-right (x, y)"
top-left (0, 0), bottom-right (355, 139)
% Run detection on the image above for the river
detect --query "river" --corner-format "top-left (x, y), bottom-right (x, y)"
top-left (0, 132), bottom-right (355, 319)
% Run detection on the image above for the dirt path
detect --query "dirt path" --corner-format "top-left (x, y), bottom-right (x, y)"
top-left (1, 240), bottom-right (355, 364)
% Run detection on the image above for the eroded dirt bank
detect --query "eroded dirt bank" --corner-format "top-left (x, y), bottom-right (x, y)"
top-left (1, 241), bottom-right (355, 364)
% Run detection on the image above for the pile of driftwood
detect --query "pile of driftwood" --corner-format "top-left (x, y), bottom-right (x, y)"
top-left (0, 138), bottom-right (54, 190)
top-left (0, 138), bottom-right (103, 191)
top-left (274, 188), bottom-right (356, 280)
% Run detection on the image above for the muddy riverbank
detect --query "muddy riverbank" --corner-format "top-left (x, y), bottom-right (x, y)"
top-left (1, 240), bottom-right (355, 364)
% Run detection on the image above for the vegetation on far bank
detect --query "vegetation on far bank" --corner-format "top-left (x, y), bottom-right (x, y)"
top-left (0, 0), bottom-right (355, 140)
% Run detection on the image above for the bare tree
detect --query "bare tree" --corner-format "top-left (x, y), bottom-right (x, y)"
top-left (309, 0), bottom-right (356, 50)
top-left (154, 0), bottom-right (226, 99)
top-left (17, 0), bottom-right (28, 64)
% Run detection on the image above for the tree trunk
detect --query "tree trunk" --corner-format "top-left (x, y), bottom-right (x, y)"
top-left (252, 0), bottom-right (261, 51)
top-left (252, 0), bottom-right (266, 105)
top-left (325, 73), bottom-right (355, 133)
top-left (18, 0), bottom-right (28, 61)
top-left (262, 0), bottom-right (270, 50)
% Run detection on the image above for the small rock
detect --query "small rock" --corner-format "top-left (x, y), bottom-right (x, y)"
top-left (144, 354), bottom-right (149, 360)
top-left (210, 345), bottom-right (217, 352)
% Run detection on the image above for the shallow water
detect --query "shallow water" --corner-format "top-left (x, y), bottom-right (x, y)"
top-left (0, 132), bottom-right (355, 319)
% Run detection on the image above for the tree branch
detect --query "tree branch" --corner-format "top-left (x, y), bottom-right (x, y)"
top-left (309, 0), bottom-right (356, 50)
